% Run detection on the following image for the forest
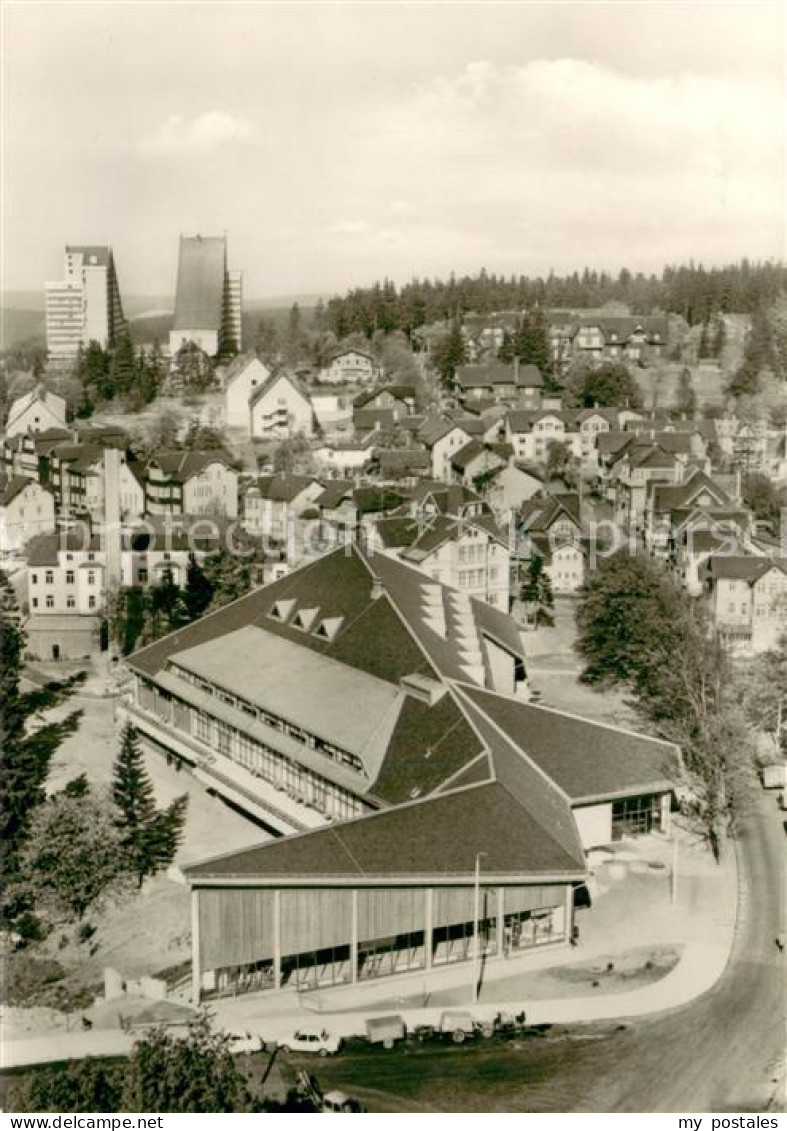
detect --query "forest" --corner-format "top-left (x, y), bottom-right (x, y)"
top-left (324, 261), bottom-right (787, 340)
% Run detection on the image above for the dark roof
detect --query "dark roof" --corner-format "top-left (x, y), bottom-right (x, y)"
top-left (461, 686), bottom-right (678, 805)
top-left (354, 408), bottom-right (396, 432)
top-left (314, 480), bottom-right (354, 510)
top-left (172, 235), bottom-right (226, 332)
top-left (649, 471), bottom-right (731, 513)
top-left (516, 364), bottom-right (544, 388)
top-left (184, 781), bottom-right (585, 882)
top-left (150, 450), bottom-right (234, 482)
top-left (2, 476), bottom-right (37, 506)
top-left (353, 385), bottom-right (415, 409)
top-left (377, 450), bottom-right (431, 475)
top-left (252, 473), bottom-right (320, 503)
top-left (27, 531), bottom-right (102, 566)
top-left (451, 439), bottom-right (486, 471)
top-left (704, 555), bottom-right (787, 584)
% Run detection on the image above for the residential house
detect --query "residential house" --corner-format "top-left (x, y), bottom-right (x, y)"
top-left (317, 348), bottom-right (380, 386)
top-left (375, 449), bottom-right (432, 484)
top-left (5, 387), bottom-right (68, 437)
top-left (310, 388), bottom-right (356, 434)
top-left (145, 451), bottom-right (239, 518)
top-left (484, 462), bottom-right (545, 518)
top-left (3, 428), bottom-right (71, 481)
top-left (353, 384), bottom-right (416, 420)
top-left (546, 312), bottom-right (667, 371)
top-left (48, 444), bottom-right (145, 523)
top-left (242, 473), bottom-right (323, 545)
top-left (505, 410), bottom-right (580, 464)
top-left (704, 556), bottom-right (787, 654)
top-left (249, 372), bottom-right (315, 439)
top-left (0, 478), bottom-right (56, 552)
top-left (419, 417), bottom-right (473, 482)
top-left (314, 434), bottom-right (377, 477)
top-left (518, 493), bottom-right (587, 595)
top-left (455, 362), bottom-right (543, 409)
top-left (643, 470), bottom-right (737, 561)
top-left (223, 353), bottom-right (272, 430)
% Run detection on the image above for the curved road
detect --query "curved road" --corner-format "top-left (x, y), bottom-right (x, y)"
top-left (298, 795), bottom-right (785, 1113)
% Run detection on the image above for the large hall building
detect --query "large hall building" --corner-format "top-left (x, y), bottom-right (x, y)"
top-left (124, 545), bottom-right (678, 1004)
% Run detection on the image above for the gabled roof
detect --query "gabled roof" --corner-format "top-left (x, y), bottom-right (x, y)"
top-left (649, 470), bottom-right (731, 513)
top-left (520, 493), bottom-right (581, 534)
top-left (184, 781), bottom-right (585, 882)
top-left (704, 555), bottom-right (787, 584)
top-left (223, 352), bottom-right (269, 387)
top-left (377, 449), bottom-right (431, 476)
top-left (451, 439), bottom-right (486, 471)
top-left (251, 473), bottom-right (320, 503)
top-left (353, 408), bottom-right (396, 432)
top-left (1, 476), bottom-right (40, 506)
top-left (7, 387), bottom-right (67, 427)
top-left (150, 450), bottom-right (235, 482)
top-left (353, 384), bottom-right (415, 409)
top-left (314, 479), bottom-right (355, 510)
top-left (460, 685), bottom-right (678, 806)
top-left (250, 370), bottom-right (310, 409)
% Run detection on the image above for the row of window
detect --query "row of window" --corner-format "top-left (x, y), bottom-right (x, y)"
top-left (32, 594), bottom-right (96, 610)
top-left (31, 569), bottom-right (97, 585)
top-left (171, 665), bottom-right (364, 773)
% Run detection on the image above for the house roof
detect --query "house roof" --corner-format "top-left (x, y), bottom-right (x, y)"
top-left (353, 408), bottom-right (396, 432)
top-left (223, 352), bottom-right (268, 387)
top-left (150, 450), bottom-right (235, 482)
top-left (249, 371), bottom-right (310, 409)
top-left (7, 387), bottom-right (67, 428)
top-left (353, 385), bottom-right (415, 409)
top-left (314, 480), bottom-right (355, 511)
top-left (704, 555), bottom-right (787, 584)
top-left (27, 531), bottom-right (103, 566)
top-left (460, 685), bottom-right (678, 805)
top-left (251, 473), bottom-right (320, 503)
top-left (451, 439), bottom-right (486, 471)
top-left (649, 471), bottom-right (731, 513)
top-left (377, 450), bottom-right (432, 476)
top-left (127, 541), bottom-right (679, 887)
top-left (2, 476), bottom-right (38, 506)
top-left (172, 234), bottom-right (226, 332)
top-left (184, 781), bottom-right (585, 882)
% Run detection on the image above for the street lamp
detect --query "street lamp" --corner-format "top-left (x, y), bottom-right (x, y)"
top-left (472, 851), bottom-right (487, 1003)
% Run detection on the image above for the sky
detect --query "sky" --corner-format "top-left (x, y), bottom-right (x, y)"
top-left (2, 1), bottom-right (785, 301)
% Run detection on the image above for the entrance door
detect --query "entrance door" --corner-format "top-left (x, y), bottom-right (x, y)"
top-left (52, 644), bottom-right (61, 660)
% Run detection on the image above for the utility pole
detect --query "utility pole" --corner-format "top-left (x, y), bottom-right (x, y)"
top-left (472, 851), bottom-right (487, 1003)
top-left (670, 835), bottom-right (679, 905)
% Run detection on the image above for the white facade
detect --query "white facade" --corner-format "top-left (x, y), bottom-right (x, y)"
top-left (431, 426), bottom-right (473, 482)
top-left (0, 481), bottom-right (56, 552)
top-left (5, 389), bottom-right (68, 437)
top-left (545, 542), bottom-right (586, 595)
top-left (181, 462), bottom-right (239, 519)
top-left (710, 567), bottom-right (787, 654)
top-left (250, 374), bottom-right (314, 439)
top-left (225, 356), bottom-right (271, 430)
top-left (318, 350), bottom-right (379, 386)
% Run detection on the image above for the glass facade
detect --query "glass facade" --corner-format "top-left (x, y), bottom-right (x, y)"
top-left (611, 794), bottom-right (663, 839)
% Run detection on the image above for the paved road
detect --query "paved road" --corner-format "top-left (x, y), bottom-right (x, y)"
top-left (291, 796), bottom-right (785, 1113)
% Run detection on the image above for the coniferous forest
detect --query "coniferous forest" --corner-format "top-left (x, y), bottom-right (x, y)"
top-left (325, 260), bottom-right (787, 339)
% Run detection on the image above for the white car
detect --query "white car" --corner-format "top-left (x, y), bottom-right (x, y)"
top-left (227, 1031), bottom-right (265, 1055)
top-left (278, 1028), bottom-right (342, 1056)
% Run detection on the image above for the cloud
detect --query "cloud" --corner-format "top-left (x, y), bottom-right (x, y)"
top-left (140, 111), bottom-right (253, 155)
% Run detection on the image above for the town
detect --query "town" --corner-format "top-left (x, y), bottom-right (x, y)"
top-left (2, 241), bottom-right (785, 1114)
top-left (1, 0), bottom-right (784, 1117)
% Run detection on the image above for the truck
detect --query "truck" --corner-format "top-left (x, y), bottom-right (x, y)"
top-left (365, 1014), bottom-right (406, 1049)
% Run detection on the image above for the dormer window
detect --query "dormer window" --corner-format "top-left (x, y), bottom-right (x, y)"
top-left (315, 616), bottom-right (343, 641)
top-left (269, 598), bottom-right (296, 622)
top-left (293, 607), bottom-right (319, 632)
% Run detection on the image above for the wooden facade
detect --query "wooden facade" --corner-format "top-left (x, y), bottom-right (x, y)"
top-left (191, 881), bottom-right (572, 1002)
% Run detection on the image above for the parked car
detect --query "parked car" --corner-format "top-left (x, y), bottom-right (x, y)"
top-left (322, 1091), bottom-right (364, 1113)
top-left (227, 1031), bottom-right (264, 1055)
top-left (365, 1014), bottom-right (406, 1049)
top-left (278, 1028), bottom-right (342, 1056)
